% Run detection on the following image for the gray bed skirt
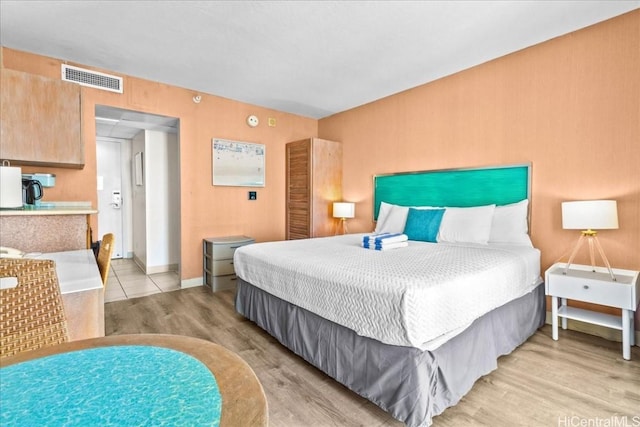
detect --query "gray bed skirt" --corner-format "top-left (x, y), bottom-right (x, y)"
top-left (235, 279), bottom-right (546, 427)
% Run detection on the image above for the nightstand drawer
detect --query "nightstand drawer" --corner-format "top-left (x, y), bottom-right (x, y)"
top-left (547, 270), bottom-right (635, 310)
top-left (211, 259), bottom-right (235, 276)
top-left (204, 273), bottom-right (237, 291)
top-left (204, 257), bottom-right (235, 275)
top-left (211, 274), bottom-right (237, 292)
top-left (208, 244), bottom-right (240, 260)
top-left (204, 236), bottom-right (255, 260)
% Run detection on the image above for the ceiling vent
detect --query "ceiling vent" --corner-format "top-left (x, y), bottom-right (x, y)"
top-left (61, 64), bottom-right (123, 93)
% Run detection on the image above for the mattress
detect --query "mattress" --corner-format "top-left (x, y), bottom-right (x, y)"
top-left (233, 233), bottom-right (541, 350)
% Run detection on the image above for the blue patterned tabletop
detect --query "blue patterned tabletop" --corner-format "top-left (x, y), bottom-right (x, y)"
top-left (0, 345), bottom-right (222, 426)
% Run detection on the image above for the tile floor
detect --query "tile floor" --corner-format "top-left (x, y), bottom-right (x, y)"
top-left (104, 258), bottom-right (181, 303)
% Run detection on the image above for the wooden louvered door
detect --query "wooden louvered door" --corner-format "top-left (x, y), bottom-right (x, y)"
top-left (286, 140), bottom-right (312, 239)
top-left (285, 138), bottom-right (342, 240)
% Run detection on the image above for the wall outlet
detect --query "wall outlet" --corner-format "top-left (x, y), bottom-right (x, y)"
top-left (248, 191), bottom-right (257, 200)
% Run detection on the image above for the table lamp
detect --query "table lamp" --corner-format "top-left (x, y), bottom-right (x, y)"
top-left (333, 202), bottom-right (355, 235)
top-left (561, 200), bottom-right (618, 280)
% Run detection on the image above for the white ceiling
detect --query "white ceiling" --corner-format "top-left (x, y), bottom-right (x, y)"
top-left (94, 105), bottom-right (179, 141)
top-left (1, 1), bottom-right (638, 120)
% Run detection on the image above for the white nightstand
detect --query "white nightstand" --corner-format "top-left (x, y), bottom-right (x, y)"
top-left (545, 262), bottom-right (639, 360)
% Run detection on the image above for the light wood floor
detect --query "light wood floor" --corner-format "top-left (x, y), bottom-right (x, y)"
top-left (105, 287), bottom-right (640, 426)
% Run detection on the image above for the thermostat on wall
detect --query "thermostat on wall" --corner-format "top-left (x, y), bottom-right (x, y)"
top-left (246, 115), bottom-right (259, 127)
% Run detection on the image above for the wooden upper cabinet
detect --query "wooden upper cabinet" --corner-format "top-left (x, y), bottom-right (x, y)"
top-left (286, 138), bottom-right (342, 240)
top-left (0, 68), bottom-right (83, 168)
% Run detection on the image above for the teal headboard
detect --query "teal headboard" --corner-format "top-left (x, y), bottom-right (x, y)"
top-left (373, 163), bottom-right (531, 220)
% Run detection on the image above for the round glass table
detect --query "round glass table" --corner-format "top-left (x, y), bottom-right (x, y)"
top-left (0, 334), bottom-right (267, 426)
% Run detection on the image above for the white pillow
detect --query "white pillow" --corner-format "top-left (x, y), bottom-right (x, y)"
top-left (375, 202), bottom-right (409, 234)
top-left (375, 201), bottom-right (393, 230)
top-left (489, 199), bottom-right (532, 246)
top-left (437, 204), bottom-right (496, 245)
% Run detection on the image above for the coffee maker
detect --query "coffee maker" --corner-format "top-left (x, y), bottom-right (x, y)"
top-left (22, 179), bottom-right (43, 206)
top-left (21, 173), bottom-right (55, 207)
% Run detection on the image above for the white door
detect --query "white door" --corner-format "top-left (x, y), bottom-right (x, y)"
top-left (97, 139), bottom-right (124, 258)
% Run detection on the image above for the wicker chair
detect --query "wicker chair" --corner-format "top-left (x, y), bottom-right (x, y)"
top-left (97, 233), bottom-right (115, 285)
top-left (0, 258), bottom-right (69, 359)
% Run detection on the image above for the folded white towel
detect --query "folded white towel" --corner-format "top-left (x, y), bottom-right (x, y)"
top-left (374, 241), bottom-right (409, 251)
top-left (361, 241), bottom-right (409, 251)
top-left (362, 233), bottom-right (408, 248)
top-left (377, 233), bottom-right (408, 244)
top-left (362, 233), bottom-right (388, 248)
top-left (362, 233), bottom-right (391, 243)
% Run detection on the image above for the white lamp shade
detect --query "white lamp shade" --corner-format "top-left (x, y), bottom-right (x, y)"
top-left (333, 202), bottom-right (355, 219)
top-left (561, 200), bottom-right (618, 230)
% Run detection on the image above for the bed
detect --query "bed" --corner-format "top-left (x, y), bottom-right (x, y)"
top-left (234, 163), bottom-right (545, 427)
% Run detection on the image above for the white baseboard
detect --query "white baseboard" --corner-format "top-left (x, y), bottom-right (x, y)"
top-left (181, 276), bottom-right (203, 289)
top-left (545, 311), bottom-right (640, 347)
top-left (133, 255), bottom-right (145, 272)
top-left (145, 263), bottom-right (178, 275)
top-left (132, 255), bottom-right (177, 275)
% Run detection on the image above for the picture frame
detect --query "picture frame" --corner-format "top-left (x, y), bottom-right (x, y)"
top-left (212, 138), bottom-right (265, 187)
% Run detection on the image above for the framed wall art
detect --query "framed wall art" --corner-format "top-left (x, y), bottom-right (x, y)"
top-left (212, 138), bottom-right (265, 187)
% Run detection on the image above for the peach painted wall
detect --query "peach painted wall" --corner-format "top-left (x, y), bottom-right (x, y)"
top-left (319, 12), bottom-right (640, 323)
top-left (1, 47), bottom-right (317, 282)
top-left (2, 10), bottom-right (638, 327)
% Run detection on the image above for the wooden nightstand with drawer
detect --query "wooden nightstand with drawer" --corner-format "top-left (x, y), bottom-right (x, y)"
top-left (203, 236), bottom-right (254, 292)
top-left (545, 262), bottom-right (640, 360)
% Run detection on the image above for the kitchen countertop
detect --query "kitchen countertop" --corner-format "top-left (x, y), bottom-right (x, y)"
top-left (0, 203), bottom-right (97, 216)
top-left (28, 249), bottom-right (103, 294)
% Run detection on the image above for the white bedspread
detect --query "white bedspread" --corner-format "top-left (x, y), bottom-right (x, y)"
top-left (234, 234), bottom-right (541, 350)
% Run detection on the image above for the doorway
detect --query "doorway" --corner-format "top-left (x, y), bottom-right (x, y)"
top-left (95, 105), bottom-right (180, 276)
top-left (96, 138), bottom-right (125, 258)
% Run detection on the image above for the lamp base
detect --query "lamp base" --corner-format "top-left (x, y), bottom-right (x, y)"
top-left (563, 230), bottom-right (616, 281)
top-left (335, 218), bottom-right (349, 235)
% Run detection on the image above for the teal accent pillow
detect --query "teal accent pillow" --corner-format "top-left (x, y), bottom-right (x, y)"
top-left (403, 208), bottom-right (445, 242)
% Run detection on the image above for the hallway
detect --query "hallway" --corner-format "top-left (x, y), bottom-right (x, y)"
top-left (104, 258), bottom-right (180, 303)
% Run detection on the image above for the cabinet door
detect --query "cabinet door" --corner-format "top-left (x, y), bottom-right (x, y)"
top-left (286, 138), bottom-right (342, 239)
top-left (310, 138), bottom-right (342, 237)
top-left (0, 69), bottom-right (83, 168)
top-left (286, 140), bottom-right (311, 239)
